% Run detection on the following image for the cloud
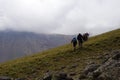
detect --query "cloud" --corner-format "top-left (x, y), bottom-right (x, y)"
top-left (0, 0), bottom-right (120, 35)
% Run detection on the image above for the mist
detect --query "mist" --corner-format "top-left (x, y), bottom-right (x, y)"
top-left (0, 0), bottom-right (120, 35)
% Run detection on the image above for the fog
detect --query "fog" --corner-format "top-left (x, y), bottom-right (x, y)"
top-left (0, 0), bottom-right (120, 35)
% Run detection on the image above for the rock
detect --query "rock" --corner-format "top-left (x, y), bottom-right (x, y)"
top-left (114, 62), bottom-right (120, 67)
top-left (66, 77), bottom-right (74, 80)
top-left (58, 73), bottom-right (67, 79)
top-left (53, 58), bottom-right (59, 62)
top-left (97, 73), bottom-right (113, 80)
top-left (97, 53), bottom-right (111, 64)
top-left (112, 52), bottom-right (120, 60)
top-left (69, 64), bottom-right (78, 69)
top-left (43, 75), bottom-right (52, 80)
top-left (69, 72), bottom-right (76, 76)
top-left (75, 58), bottom-right (81, 62)
top-left (92, 70), bottom-right (102, 79)
top-left (102, 58), bottom-right (109, 64)
top-left (0, 76), bottom-right (12, 80)
top-left (79, 63), bottom-right (100, 80)
top-left (87, 61), bottom-right (95, 65)
top-left (60, 66), bottom-right (66, 70)
top-left (79, 74), bottom-right (86, 79)
top-left (43, 71), bottom-right (52, 80)
top-left (53, 72), bottom-right (74, 80)
top-left (15, 78), bottom-right (26, 80)
top-left (83, 63), bottom-right (100, 75)
top-left (52, 73), bottom-right (66, 80)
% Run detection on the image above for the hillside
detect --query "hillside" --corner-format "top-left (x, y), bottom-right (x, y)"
top-left (0, 31), bottom-right (73, 62)
top-left (0, 29), bottom-right (120, 80)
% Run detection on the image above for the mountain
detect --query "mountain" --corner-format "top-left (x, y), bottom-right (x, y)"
top-left (0, 29), bottom-right (119, 80)
top-left (0, 31), bottom-right (73, 62)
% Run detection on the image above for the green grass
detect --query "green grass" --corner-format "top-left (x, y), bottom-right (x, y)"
top-left (0, 29), bottom-right (120, 80)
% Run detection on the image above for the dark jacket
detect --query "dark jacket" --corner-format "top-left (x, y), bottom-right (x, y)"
top-left (77, 34), bottom-right (83, 41)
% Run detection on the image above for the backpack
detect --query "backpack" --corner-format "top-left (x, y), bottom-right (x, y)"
top-left (72, 38), bottom-right (77, 43)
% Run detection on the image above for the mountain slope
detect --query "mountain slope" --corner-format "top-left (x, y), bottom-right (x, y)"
top-left (0, 31), bottom-right (73, 62)
top-left (0, 29), bottom-right (120, 80)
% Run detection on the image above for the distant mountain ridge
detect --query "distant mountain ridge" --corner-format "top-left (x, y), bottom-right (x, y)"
top-left (0, 31), bottom-right (73, 62)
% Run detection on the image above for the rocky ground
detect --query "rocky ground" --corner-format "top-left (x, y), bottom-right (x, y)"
top-left (0, 50), bottom-right (120, 80)
top-left (79, 50), bottom-right (120, 80)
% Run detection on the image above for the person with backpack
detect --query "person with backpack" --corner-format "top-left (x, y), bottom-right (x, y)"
top-left (83, 33), bottom-right (89, 41)
top-left (71, 37), bottom-right (77, 51)
top-left (77, 33), bottom-right (83, 48)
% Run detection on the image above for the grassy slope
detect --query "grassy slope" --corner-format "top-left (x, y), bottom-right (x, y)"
top-left (0, 29), bottom-right (120, 79)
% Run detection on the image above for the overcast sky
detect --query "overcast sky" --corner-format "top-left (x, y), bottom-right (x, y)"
top-left (0, 0), bottom-right (120, 35)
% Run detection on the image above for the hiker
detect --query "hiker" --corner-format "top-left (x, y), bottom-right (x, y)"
top-left (77, 33), bottom-right (83, 48)
top-left (71, 37), bottom-right (77, 51)
top-left (83, 33), bottom-right (89, 41)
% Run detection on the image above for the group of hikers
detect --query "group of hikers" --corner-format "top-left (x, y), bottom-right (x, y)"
top-left (71, 33), bottom-right (89, 51)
